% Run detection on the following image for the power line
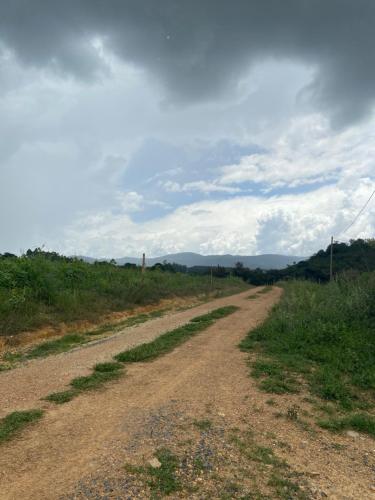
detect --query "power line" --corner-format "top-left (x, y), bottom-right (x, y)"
top-left (338, 188), bottom-right (375, 237)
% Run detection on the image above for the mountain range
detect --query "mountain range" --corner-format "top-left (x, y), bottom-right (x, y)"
top-left (80, 252), bottom-right (305, 270)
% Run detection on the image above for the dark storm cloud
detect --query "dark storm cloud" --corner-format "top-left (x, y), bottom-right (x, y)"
top-left (0, 0), bottom-right (375, 126)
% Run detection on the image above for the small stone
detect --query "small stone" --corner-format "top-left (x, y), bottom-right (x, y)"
top-left (148, 458), bottom-right (162, 469)
top-left (310, 472), bottom-right (320, 477)
top-left (370, 485), bottom-right (375, 492)
top-left (346, 430), bottom-right (360, 438)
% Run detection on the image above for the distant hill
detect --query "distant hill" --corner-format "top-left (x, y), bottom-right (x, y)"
top-left (234, 239), bottom-right (375, 285)
top-left (98, 252), bottom-right (305, 269)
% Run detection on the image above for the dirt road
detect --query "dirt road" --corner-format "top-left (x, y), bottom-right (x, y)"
top-left (0, 287), bottom-right (374, 499)
top-left (0, 289), bottom-right (252, 418)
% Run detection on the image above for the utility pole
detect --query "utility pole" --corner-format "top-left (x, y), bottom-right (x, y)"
top-left (210, 266), bottom-right (213, 288)
top-left (142, 253), bottom-right (146, 273)
top-left (330, 236), bottom-right (333, 281)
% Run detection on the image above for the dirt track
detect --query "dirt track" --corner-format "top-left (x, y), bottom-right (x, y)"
top-left (0, 289), bottom-right (252, 418)
top-left (0, 287), bottom-right (374, 499)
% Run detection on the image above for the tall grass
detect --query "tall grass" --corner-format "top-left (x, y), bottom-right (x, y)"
top-left (240, 274), bottom-right (375, 410)
top-left (0, 254), bottom-right (246, 336)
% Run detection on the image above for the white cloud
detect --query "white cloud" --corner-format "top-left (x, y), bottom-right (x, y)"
top-left (1, 47), bottom-right (374, 258)
top-left (162, 179), bottom-right (242, 194)
top-left (219, 114), bottom-right (375, 189)
top-left (57, 179), bottom-right (375, 258)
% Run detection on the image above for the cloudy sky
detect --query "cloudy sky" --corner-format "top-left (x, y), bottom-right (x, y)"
top-left (1, 0), bottom-right (375, 258)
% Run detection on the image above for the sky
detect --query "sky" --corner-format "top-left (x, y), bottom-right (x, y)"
top-left (1, 0), bottom-right (375, 258)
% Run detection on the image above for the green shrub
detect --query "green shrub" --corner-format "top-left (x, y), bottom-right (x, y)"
top-left (240, 275), bottom-right (375, 409)
top-left (0, 252), bottom-right (246, 336)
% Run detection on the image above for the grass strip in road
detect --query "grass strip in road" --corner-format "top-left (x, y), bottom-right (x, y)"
top-left (70, 362), bottom-right (124, 391)
top-left (45, 306), bottom-right (238, 405)
top-left (114, 305), bottom-right (239, 363)
top-left (44, 362), bottom-right (125, 405)
top-left (44, 390), bottom-right (77, 404)
top-left (0, 409), bottom-right (44, 444)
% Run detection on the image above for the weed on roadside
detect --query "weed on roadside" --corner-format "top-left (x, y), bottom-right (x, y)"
top-left (268, 473), bottom-right (309, 499)
top-left (27, 334), bottom-right (87, 358)
top-left (193, 419), bottom-right (212, 431)
top-left (266, 398), bottom-right (277, 406)
top-left (87, 309), bottom-right (168, 337)
top-left (147, 448), bottom-right (181, 497)
top-left (318, 412), bottom-right (375, 437)
top-left (0, 409), bottom-right (44, 444)
top-left (286, 405), bottom-right (300, 421)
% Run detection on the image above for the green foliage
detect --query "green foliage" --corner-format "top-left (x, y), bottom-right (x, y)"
top-left (0, 409), bottom-right (44, 444)
top-left (318, 413), bottom-right (375, 437)
top-left (251, 359), bottom-right (299, 394)
top-left (193, 419), bottom-right (212, 431)
top-left (233, 238), bottom-right (375, 285)
top-left (44, 390), bottom-right (77, 404)
top-left (46, 363), bottom-right (125, 405)
top-left (27, 334), bottom-right (87, 358)
top-left (241, 275), bottom-right (375, 410)
top-left (0, 250), bottom-right (246, 336)
top-left (93, 362), bottom-right (123, 373)
top-left (70, 370), bottom-right (122, 392)
top-left (147, 448), bottom-right (181, 496)
top-left (115, 306), bottom-right (238, 363)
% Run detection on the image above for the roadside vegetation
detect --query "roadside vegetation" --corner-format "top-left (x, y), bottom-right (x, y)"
top-left (0, 249), bottom-right (246, 337)
top-left (240, 274), bottom-right (375, 436)
top-left (0, 309), bottom-right (170, 370)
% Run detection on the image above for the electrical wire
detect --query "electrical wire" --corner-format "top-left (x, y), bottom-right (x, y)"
top-left (338, 188), bottom-right (375, 237)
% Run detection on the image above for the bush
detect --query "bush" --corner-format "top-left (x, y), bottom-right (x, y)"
top-left (240, 274), bottom-right (375, 408)
top-left (0, 250), bottom-right (246, 336)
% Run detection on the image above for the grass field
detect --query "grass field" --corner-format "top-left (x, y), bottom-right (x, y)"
top-left (240, 274), bottom-right (375, 436)
top-left (0, 253), bottom-right (247, 336)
